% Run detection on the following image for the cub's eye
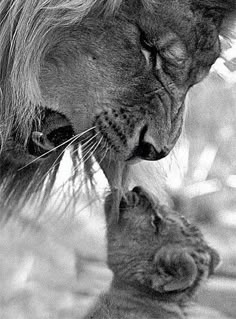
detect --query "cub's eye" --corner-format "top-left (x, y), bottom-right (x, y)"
top-left (151, 213), bottom-right (163, 232)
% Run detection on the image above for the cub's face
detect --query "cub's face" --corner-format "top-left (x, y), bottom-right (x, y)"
top-left (40, 0), bottom-right (231, 176)
top-left (105, 187), bottom-right (220, 299)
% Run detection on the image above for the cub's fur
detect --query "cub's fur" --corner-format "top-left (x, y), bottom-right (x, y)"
top-left (86, 187), bottom-right (220, 319)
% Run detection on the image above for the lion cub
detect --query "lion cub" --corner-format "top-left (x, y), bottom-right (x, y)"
top-left (85, 187), bottom-right (220, 319)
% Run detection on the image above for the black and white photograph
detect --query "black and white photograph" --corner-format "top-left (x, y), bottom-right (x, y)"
top-left (0, 1), bottom-right (235, 318)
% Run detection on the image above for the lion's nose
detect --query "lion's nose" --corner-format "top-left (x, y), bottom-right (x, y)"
top-left (130, 125), bottom-right (169, 161)
top-left (134, 142), bottom-right (167, 160)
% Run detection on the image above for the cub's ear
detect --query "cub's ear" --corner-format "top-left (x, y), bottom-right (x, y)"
top-left (151, 247), bottom-right (197, 293)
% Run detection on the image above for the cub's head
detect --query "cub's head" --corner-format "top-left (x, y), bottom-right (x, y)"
top-left (105, 187), bottom-right (220, 301)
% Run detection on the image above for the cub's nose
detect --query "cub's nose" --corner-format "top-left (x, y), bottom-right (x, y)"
top-left (131, 125), bottom-right (169, 161)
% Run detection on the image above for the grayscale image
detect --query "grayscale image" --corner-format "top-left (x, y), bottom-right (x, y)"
top-left (0, 1), bottom-right (235, 318)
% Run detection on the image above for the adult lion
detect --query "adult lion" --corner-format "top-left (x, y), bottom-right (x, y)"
top-left (0, 0), bottom-right (235, 212)
top-left (0, 0), bottom-right (235, 318)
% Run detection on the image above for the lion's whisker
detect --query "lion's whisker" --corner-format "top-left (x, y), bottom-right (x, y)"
top-left (37, 140), bottom-right (95, 188)
top-left (81, 137), bottom-right (103, 165)
top-left (18, 126), bottom-right (96, 170)
top-left (67, 137), bottom-right (103, 182)
top-left (71, 132), bottom-right (99, 153)
top-left (97, 142), bottom-right (110, 167)
top-left (44, 134), bottom-right (100, 191)
top-left (70, 132), bottom-right (99, 158)
top-left (25, 131), bottom-right (99, 190)
top-left (65, 139), bottom-right (101, 184)
top-left (61, 126), bottom-right (97, 155)
top-left (67, 134), bottom-right (99, 169)
top-left (49, 140), bottom-right (109, 197)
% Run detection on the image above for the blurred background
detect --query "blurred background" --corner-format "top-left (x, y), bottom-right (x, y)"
top-left (164, 39), bottom-right (236, 318)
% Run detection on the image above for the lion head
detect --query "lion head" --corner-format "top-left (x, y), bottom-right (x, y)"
top-left (0, 0), bottom-right (235, 211)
